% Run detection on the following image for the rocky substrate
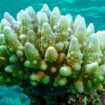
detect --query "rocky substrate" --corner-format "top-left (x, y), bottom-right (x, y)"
top-left (22, 84), bottom-right (105, 105)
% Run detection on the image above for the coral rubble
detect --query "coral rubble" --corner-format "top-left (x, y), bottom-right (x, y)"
top-left (0, 4), bottom-right (105, 94)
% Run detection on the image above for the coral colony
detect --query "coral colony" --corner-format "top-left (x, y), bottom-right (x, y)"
top-left (0, 4), bottom-right (105, 94)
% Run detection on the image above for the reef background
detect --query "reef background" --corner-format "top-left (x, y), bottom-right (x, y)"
top-left (0, 0), bottom-right (105, 31)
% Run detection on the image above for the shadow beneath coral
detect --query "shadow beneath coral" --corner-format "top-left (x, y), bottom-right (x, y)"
top-left (21, 82), bottom-right (105, 105)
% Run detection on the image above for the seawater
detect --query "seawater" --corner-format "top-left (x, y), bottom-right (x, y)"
top-left (0, 0), bottom-right (105, 31)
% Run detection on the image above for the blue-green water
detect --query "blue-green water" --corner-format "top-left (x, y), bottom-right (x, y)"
top-left (0, 0), bottom-right (105, 31)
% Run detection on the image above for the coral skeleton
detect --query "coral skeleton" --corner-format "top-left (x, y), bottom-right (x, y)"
top-left (0, 4), bottom-right (105, 94)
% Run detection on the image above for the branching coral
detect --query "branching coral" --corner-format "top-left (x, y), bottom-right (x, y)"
top-left (0, 4), bottom-right (105, 94)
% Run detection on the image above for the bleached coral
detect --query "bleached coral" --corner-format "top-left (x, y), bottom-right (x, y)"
top-left (0, 4), bottom-right (105, 93)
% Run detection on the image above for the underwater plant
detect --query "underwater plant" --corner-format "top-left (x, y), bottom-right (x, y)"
top-left (0, 3), bottom-right (105, 104)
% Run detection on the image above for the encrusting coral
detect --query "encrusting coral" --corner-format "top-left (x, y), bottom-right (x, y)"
top-left (0, 4), bottom-right (105, 94)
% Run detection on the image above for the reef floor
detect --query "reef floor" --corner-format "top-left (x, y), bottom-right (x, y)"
top-left (22, 83), bottom-right (105, 105)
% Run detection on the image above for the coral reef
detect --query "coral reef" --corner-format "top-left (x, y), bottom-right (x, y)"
top-left (0, 85), bottom-right (30, 105)
top-left (0, 4), bottom-right (105, 94)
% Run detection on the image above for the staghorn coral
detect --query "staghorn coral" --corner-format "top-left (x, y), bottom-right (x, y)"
top-left (0, 4), bottom-right (105, 94)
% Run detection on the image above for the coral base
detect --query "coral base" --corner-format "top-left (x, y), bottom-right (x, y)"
top-left (21, 83), bottom-right (105, 105)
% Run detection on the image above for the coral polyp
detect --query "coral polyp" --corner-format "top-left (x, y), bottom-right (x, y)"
top-left (0, 4), bottom-right (105, 93)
